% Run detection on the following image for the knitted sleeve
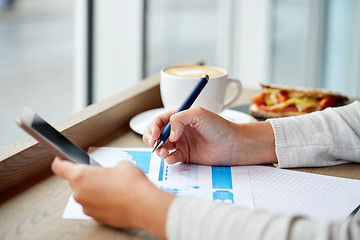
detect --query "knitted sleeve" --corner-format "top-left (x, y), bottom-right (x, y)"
top-left (268, 101), bottom-right (360, 168)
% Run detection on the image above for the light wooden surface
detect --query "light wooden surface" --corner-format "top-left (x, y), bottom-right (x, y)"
top-left (1, 77), bottom-right (360, 239)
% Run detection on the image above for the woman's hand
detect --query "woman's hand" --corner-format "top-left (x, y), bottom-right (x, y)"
top-left (143, 107), bottom-right (238, 165)
top-left (51, 158), bottom-right (174, 239)
top-left (143, 107), bottom-right (277, 166)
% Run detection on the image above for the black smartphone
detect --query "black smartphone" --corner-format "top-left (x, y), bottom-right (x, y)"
top-left (16, 105), bottom-right (98, 165)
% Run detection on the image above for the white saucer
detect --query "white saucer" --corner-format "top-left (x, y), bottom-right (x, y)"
top-left (129, 108), bottom-right (258, 135)
top-left (220, 108), bottom-right (258, 124)
top-left (129, 108), bottom-right (167, 135)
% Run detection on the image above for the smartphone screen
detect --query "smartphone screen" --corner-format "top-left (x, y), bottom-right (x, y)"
top-left (17, 105), bottom-right (93, 165)
top-left (32, 114), bottom-right (91, 164)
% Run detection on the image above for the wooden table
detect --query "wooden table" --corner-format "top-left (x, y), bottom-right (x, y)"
top-left (1, 74), bottom-right (359, 239)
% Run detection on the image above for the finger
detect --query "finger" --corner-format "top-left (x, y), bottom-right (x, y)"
top-left (158, 147), bottom-right (170, 160)
top-left (151, 110), bottom-right (174, 136)
top-left (166, 150), bottom-right (185, 165)
top-left (155, 109), bottom-right (175, 125)
top-left (143, 110), bottom-right (175, 144)
top-left (154, 139), bottom-right (176, 157)
top-left (143, 125), bottom-right (155, 147)
top-left (51, 157), bottom-right (85, 181)
top-left (169, 107), bottom-right (207, 142)
top-left (160, 139), bottom-right (176, 150)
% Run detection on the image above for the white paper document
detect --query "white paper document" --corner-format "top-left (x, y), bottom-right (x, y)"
top-left (248, 165), bottom-right (360, 222)
top-left (63, 147), bottom-right (254, 220)
top-left (63, 147), bottom-right (360, 222)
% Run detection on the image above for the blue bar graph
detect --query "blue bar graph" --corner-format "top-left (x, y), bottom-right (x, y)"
top-left (125, 151), bottom-right (151, 174)
top-left (211, 166), bottom-right (233, 189)
top-left (213, 190), bottom-right (234, 204)
top-left (158, 158), bottom-right (165, 181)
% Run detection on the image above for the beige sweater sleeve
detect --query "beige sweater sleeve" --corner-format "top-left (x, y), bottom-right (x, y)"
top-left (166, 102), bottom-right (360, 240)
top-left (166, 196), bottom-right (360, 240)
top-left (268, 101), bottom-right (360, 168)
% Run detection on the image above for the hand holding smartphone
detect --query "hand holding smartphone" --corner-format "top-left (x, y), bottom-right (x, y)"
top-left (16, 105), bottom-right (98, 165)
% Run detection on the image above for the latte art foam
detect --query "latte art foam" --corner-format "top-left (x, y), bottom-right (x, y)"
top-left (164, 65), bottom-right (226, 78)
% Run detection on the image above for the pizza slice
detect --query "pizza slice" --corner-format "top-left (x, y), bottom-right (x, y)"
top-left (249, 83), bottom-right (349, 118)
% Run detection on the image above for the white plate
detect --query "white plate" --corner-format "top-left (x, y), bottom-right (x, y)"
top-left (220, 108), bottom-right (258, 124)
top-left (129, 108), bottom-right (258, 135)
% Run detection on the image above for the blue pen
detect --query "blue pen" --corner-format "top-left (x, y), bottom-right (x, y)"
top-left (152, 74), bottom-right (209, 153)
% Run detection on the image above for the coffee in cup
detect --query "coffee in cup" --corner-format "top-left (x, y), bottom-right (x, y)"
top-left (160, 65), bottom-right (242, 113)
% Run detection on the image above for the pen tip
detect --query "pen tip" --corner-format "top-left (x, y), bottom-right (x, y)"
top-left (152, 139), bottom-right (159, 153)
top-left (152, 139), bottom-right (164, 153)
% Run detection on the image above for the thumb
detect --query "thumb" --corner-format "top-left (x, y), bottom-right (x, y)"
top-left (168, 107), bottom-right (207, 142)
top-left (51, 157), bottom-right (84, 180)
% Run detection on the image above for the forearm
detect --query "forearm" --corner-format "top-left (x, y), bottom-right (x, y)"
top-left (231, 121), bottom-right (277, 165)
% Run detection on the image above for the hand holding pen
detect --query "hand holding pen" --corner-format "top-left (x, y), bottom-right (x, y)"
top-left (152, 74), bottom-right (209, 153)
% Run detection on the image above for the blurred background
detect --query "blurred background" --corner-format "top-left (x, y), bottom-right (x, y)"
top-left (1, 0), bottom-right (359, 147)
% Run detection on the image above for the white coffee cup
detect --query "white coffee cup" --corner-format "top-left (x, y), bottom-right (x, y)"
top-left (160, 65), bottom-right (242, 113)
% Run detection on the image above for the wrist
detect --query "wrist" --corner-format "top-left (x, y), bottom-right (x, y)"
top-left (232, 121), bottom-right (277, 165)
top-left (133, 181), bottom-right (175, 239)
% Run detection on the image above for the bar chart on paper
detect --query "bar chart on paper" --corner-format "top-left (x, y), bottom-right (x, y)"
top-left (212, 166), bottom-right (234, 204)
top-left (62, 147), bottom-right (254, 220)
top-left (62, 147), bottom-right (360, 222)
top-left (88, 147), bottom-right (152, 173)
top-left (156, 155), bottom-right (252, 206)
top-left (157, 159), bottom-right (202, 195)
